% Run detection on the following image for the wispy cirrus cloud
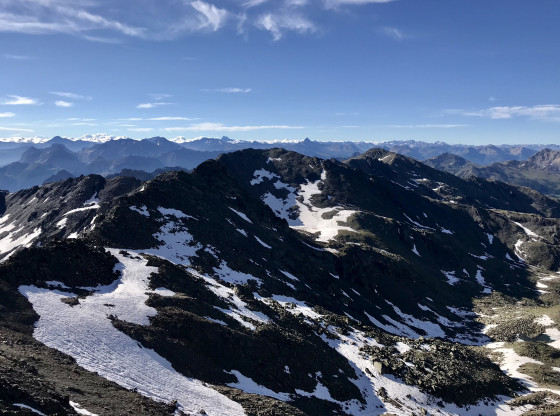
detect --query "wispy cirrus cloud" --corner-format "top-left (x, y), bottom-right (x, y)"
top-left (0, 1), bottom-right (144, 39)
top-left (0, 112), bottom-right (16, 118)
top-left (148, 116), bottom-right (198, 121)
top-left (203, 87), bottom-right (252, 93)
top-left (243, 0), bottom-right (268, 7)
top-left (5, 54), bottom-right (33, 60)
top-left (324, 0), bottom-right (395, 9)
top-left (256, 13), bottom-right (316, 40)
top-left (67, 117), bottom-right (96, 122)
top-left (150, 93), bottom-right (172, 101)
top-left (449, 105), bottom-right (560, 122)
top-left (378, 26), bottom-right (405, 40)
top-left (388, 124), bottom-right (469, 128)
top-left (0, 126), bottom-right (34, 132)
top-left (51, 91), bottom-right (92, 100)
top-left (0, 0), bottom-right (397, 42)
top-left (191, 0), bottom-right (228, 31)
top-left (137, 102), bottom-right (172, 109)
top-left (164, 122), bottom-right (303, 132)
top-left (55, 100), bottom-right (73, 107)
top-left (2, 95), bottom-right (40, 105)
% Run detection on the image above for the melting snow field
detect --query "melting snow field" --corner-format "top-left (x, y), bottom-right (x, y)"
top-left (251, 168), bottom-right (358, 242)
top-left (19, 250), bottom-right (246, 416)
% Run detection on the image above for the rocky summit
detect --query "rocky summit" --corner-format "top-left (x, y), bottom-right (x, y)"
top-left (2, 148), bottom-right (560, 415)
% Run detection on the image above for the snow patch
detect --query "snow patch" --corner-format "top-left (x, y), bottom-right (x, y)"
top-left (229, 208), bottom-right (252, 223)
top-left (19, 251), bottom-right (245, 416)
top-left (442, 270), bottom-right (459, 285)
top-left (158, 207), bottom-right (196, 220)
top-left (69, 401), bottom-right (99, 416)
top-left (254, 236), bottom-right (271, 249)
top-left (83, 192), bottom-right (99, 206)
top-left (0, 226), bottom-right (41, 260)
top-left (279, 270), bottom-right (299, 281)
top-left (227, 370), bottom-right (291, 401)
top-left (56, 217), bottom-right (68, 229)
top-left (13, 404), bottom-right (46, 415)
top-left (213, 261), bottom-right (263, 286)
top-left (250, 169), bottom-right (279, 185)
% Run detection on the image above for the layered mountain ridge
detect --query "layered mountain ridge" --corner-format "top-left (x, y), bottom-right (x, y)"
top-left (1, 148), bottom-right (560, 415)
top-left (2, 136), bottom-right (560, 193)
top-left (426, 148), bottom-right (560, 199)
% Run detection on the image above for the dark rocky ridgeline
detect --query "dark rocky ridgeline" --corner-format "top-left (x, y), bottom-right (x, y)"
top-left (348, 148), bottom-right (560, 218)
top-left (0, 174), bottom-right (141, 261)
top-left (0, 190), bottom-right (6, 216)
top-left (216, 149), bottom-right (548, 331)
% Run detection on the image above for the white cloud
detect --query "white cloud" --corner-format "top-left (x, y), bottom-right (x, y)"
top-left (191, 1), bottom-right (228, 31)
top-left (243, 0), bottom-right (268, 7)
top-left (456, 105), bottom-right (560, 121)
top-left (203, 88), bottom-right (252, 93)
top-left (72, 122), bottom-right (97, 126)
top-left (324, 0), bottom-right (395, 9)
top-left (286, 0), bottom-right (309, 6)
top-left (0, 112), bottom-right (15, 118)
top-left (148, 116), bottom-right (198, 121)
top-left (164, 122), bottom-right (303, 132)
top-left (388, 124), bottom-right (469, 128)
top-left (51, 91), bottom-right (92, 100)
top-left (5, 54), bottom-right (32, 60)
top-left (256, 13), bottom-right (315, 40)
top-left (137, 102), bottom-right (171, 109)
top-left (379, 26), bottom-right (404, 40)
top-left (55, 100), bottom-right (74, 107)
top-left (0, 126), bottom-right (33, 132)
top-left (150, 93), bottom-right (173, 101)
top-left (0, 2), bottom-right (144, 38)
top-left (0, 0), bottom-right (396, 43)
top-left (2, 95), bottom-right (39, 105)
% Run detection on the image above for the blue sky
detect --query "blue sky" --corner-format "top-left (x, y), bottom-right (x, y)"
top-left (0, 0), bottom-right (559, 144)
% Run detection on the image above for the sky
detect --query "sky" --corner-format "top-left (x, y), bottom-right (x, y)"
top-left (0, 0), bottom-right (559, 144)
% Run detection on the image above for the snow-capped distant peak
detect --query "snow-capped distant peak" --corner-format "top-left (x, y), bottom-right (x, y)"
top-left (74, 133), bottom-right (130, 143)
top-left (0, 133), bottom-right (131, 144)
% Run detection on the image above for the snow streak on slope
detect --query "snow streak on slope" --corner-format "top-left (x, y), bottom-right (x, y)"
top-left (19, 251), bottom-right (246, 416)
top-left (251, 167), bottom-right (358, 242)
top-left (0, 226), bottom-right (41, 261)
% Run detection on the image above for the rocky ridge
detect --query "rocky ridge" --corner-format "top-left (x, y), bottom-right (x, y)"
top-left (1, 148), bottom-right (560, 414)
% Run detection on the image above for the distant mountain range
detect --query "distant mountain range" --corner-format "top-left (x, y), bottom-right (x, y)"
top-left (1, 135), bottom-right (560, 193)
top-left (426, 148), bottom-right (560, 198)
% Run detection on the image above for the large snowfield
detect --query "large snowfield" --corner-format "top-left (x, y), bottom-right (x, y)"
top-left (19, 250), bottom-right (246, 416)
